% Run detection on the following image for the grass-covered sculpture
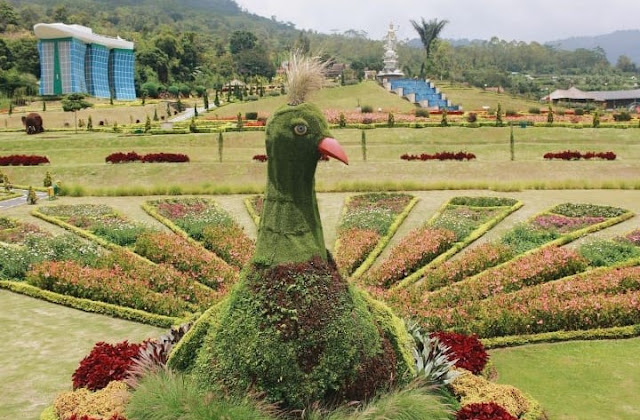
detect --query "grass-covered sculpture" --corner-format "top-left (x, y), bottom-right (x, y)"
top-left (168, 54), bottom-right (415, 410)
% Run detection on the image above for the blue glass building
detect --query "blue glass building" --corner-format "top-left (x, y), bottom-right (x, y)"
top-left (34, 23), bottom-right (135, 100)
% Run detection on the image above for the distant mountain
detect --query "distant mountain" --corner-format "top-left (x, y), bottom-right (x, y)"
top-left (547, 30), bottom-right (640, 65)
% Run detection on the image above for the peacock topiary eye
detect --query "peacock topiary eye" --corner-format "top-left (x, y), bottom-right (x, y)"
top-left (293, 124), bottom-right (308, 136)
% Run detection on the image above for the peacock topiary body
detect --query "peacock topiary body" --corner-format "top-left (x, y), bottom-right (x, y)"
top-left (168, 57), bottom-right (414, 411)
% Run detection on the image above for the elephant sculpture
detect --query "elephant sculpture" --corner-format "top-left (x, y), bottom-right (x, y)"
top-left (21, 113), bottom-right (44, 134)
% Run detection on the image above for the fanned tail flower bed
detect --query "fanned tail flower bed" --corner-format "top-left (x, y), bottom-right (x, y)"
top-left (133, 231), bottom-right (237, 290)
top-left (26, 260), bottom-right (199, 317)
top-left (401, 151), bottom-right (476, 161)
top-left (105, 151), bottom-right (189, 163)
top-left (422, 246), bottom-right (588, 309)
top-left (333, 192), bottom-right (414, 276)
top-left (367, 197), bottom-right (519, 288)
top-left (147, 198), bottom-right (254, 268)
top-left (0, 216), bottom-right (51, 244)
top-left (0, 154), bottom-right (49, 166)
top-left (543, 150), bottom-right (616, 160)
top-left (423, 266), bottom-right (640, 337)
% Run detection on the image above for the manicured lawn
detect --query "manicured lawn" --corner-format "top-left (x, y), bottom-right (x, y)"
top-left (1, 126), bottom-right (639, 194)
top-left (0, 290), bottom-right (163, 420)
top-left (490, 339), bottom-right (640, 420)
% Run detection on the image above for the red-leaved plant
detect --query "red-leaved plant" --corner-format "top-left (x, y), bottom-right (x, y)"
top-left (0, 154), bottom-right (50, 166)
top-left (401, 151), bottom-right (476, 161)
top-left (431, 331), bottom-right (488, 374)
top-left (72, 341), bottom-right (144, 391)
top-left (456, 402), bottom-right (517, 420)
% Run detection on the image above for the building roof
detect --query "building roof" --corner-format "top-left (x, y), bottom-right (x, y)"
top-left (545, 86), bottom-right (640, 102)
top-left (34, 23), bottom-right (134, 50)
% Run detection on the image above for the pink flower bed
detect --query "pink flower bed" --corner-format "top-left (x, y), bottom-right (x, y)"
top-left (367, 227), bottom-right (457, 288)
top-left (401, 152), bottom-right (476, 161)
top-left (531, 214), bottom-right (605, 233)
top-left (423, 246), bottom-right (587, 309)
top-left (334, 228), bottom-right (380, 275)
top-left (0, 154), bottom-right (49, 166)
top-left (26, 259), bottom-right (203, 317)
top-left (418, 243), bottom-right (514, 293)
top-left (626, 229), bottom-right (640, 245)
top-left (447, 266), bottom-right (640, 337)
top-left (133, 231), bottom-right (238, 290)
top-left (543, 150), bottom-right (616, 160)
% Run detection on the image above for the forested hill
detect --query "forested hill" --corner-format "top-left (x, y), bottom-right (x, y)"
top-left (548, 30), bottom-right (640, 67)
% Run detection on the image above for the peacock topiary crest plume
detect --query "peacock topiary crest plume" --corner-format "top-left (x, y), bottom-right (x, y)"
top-left (285, 52), bottom-right (328, 106)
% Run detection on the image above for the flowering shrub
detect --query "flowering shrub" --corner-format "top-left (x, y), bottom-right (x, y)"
top-left (106, 151), bottom-right (189, 163)
top-left (368, 227), bottom-right (456, 287)
top-left (334, 193), bottom-right (414, 276)
top-left (426, 266), bottom-right (640, 337)
top-left (424, 246), bottom-right (587, 309)
top-left (626, 229), bottom-right (640, 245)
top-left (550, 203), bottom-right (628, 218)
top-left (401, 151), bottom-right (476, 161)
top-left (134, 231), bottom-right (238, 289)
top-left (148, 198), bottom-right (253, 269)
top-left (456, 403), bottom-right (517, 420)
top-left (334, 228), bottom-right (380, 275)
top-left (418, 243), bottom-right (514, 293)
top-left (531, 214), bottom-right (605, 233)
top-left (0, 217), bottom-right (50, 244)
top-left (543, 150), bottom-right (616, 160)
top-left (431, 331), bottom-right (488, 374)
top-left (39, 204), bottom-right (148, 247)
top-left (0, 154), bottom-right (50, 166)
top-left (72, 341), bottom-right (143, 390)
top-left (27, 259), bottom-right (204, 316)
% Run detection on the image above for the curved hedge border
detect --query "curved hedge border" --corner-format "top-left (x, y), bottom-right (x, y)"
top-left (482, 324), bottom-right (640, 349)
top-left (0, 280), bottom-right (182, 328)
top-left (394, 199), bottom-right (524, 290)
top-left (349, 196), bottom-right (420, 280)
top-left (244, 196), bottom-right (261, 225)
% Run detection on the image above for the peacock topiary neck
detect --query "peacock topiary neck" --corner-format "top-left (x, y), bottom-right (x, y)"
top-left (253, 156), bottom-right (327, 266)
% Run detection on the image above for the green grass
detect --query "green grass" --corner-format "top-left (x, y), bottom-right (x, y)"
top-left (437, 83), bottom-right (543, 112)
top-left (209, 81), bottom-right (416, 118)
top-left (490, 339), bottom-right (640, 419)
top-left (0, 290), bottom-right (163, 420)
top-left (1, 125), bottom-right (639, 194)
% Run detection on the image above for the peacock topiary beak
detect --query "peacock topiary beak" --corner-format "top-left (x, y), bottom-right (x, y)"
top-left (318, 137), bottom-right (349, 165)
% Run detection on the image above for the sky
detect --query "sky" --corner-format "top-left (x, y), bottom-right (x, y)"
top-left (235, 0), bottom-right (640, 43)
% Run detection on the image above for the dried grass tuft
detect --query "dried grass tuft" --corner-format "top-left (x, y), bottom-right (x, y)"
top-left (286, 52), bottom-right (328, 105)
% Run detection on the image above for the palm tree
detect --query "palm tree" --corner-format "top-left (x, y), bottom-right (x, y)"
top-left (410, 18), bottom-right (449, 61)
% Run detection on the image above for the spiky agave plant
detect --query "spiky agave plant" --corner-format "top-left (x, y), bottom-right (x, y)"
top-left (406, 320), bottom-right (460, 386)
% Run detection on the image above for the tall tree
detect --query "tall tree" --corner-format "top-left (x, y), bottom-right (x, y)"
top-left (410, 17), bottom-right (449, 61)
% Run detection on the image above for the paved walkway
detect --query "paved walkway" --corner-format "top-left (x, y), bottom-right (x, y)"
top-left (168, 104), bottom-right (214, 123)
top-left (0, 189), bottom-right (49, 210)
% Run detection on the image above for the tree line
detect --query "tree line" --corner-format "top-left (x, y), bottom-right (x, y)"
top-left (1, 0), bottom-right (638, 102)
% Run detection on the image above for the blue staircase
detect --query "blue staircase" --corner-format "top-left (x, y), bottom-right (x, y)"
top-left (389, 79), bottom-right (459, 111)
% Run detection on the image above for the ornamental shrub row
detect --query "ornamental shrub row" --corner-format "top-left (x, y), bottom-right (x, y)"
top-left (105, 151), bottom-right (189, 163)
top-left (543, 150), bottom-right (616, 160)
top-left (0, 154), bottom-right (49, 166)
top-left (401, 152), bottom-right (476, 161)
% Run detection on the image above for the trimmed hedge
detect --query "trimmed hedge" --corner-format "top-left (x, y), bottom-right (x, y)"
top-left (0, 155), bottom-right (50, 166)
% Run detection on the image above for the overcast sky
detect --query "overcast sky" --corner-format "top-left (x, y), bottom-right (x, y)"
top-left (235, 0), bottom-right (640, 43)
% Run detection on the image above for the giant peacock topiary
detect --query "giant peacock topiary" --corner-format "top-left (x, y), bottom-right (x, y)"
top-left (168, 54), bottom-right (415, 411)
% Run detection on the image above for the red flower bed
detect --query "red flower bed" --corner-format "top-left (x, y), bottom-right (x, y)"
top-left (401, 152), bottom-right (476, 161)
top-left (543, 150), bottom-right (616, 160)
top-left (106, 151), bottom-right (189, 163)
top-left (142, 153), bottom-right (189, 163)
top-left (0, 154), bottom-right (49, 166)
top-left (72, 340), bottom-right (143, 391)
top-left (252, 154), bottom-right (268, 162)
top-left (431, 331), bottom-right (488, 374)
top-left (457, 403), bottom-right (517, 420)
